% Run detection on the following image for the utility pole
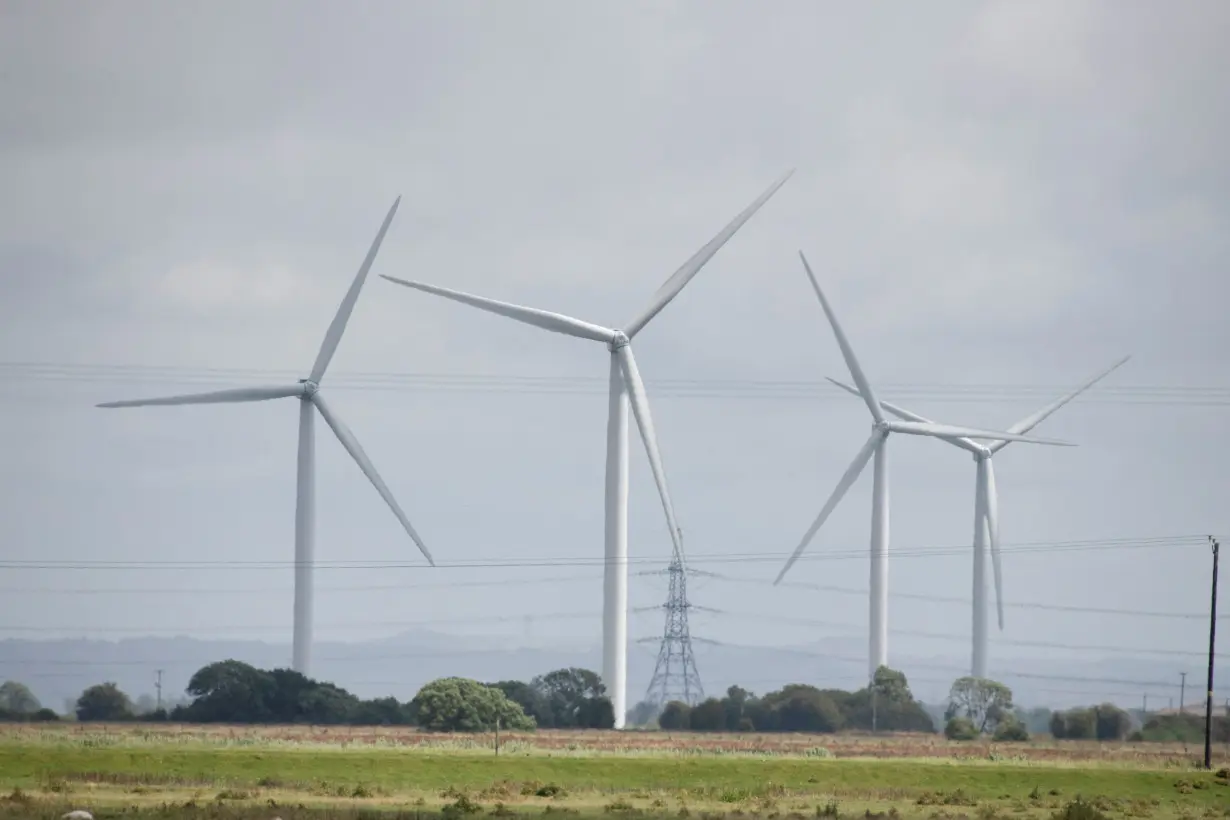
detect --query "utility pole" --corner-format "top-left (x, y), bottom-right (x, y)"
top-left (155, 669), bottom-right (163, 712)
top-left (1203, 536), bottom-right (1219, 770)
top-left (1142, 693), bottom-right (1148, 716)
top-left (1180, 672), bottom-right (1187, 714)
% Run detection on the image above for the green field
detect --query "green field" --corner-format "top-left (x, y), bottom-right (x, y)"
top-left (1, 725), bottom-right (1227, 820)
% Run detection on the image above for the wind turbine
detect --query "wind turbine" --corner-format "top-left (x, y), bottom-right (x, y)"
top-left (773, 251), bottom-right (1076, 680)
top-left (826, 354), bottom-right (1130, 678)
top-left (96, 197), bottom-right (433, 675)
top-left (382, 170), bottom-right (795, 727)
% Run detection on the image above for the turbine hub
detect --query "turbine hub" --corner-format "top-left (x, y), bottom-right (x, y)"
top-left (298, 379), bottom-right (320, 398)
top-left (873, 419), bottom-right (891, 434)
top-left (608, 330), bottom-right (631, 352)
top-left (973, 446), bottom-right (991, 462)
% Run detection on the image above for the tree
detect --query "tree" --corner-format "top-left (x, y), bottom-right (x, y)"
top-left (775, 692), bottom-right (843, 732)
top-left (177, 661), bottom-right (404, 725)
top-left (351, 696), bottom-right (412, 726)
top-left (410, 677), bottom-right (535, 732)
top-left (945, 677), bottom-right (1013, 734)
top-left (658, 701), bottom-right (691, 730)
top-left (1050, 708), bottom-right (1095, 739)
top-left (183, 660), bottom-right (276, 723)
top-left (871, 666), bottom-right (912, 703)
top-left (1092, 703), bottom-right (1131, 741)
top-left (688, 698), bottom-right (727, 731)
top-left (1050, 705), bottom-right (1130, 741)
top-left (294, 679), bottom-right (361, 724)
top-left (758, 685), bottom-right (844, 733)
top-left (844, 668), bottom-right (935, 732)
top-left (578, 696), bottom-right (615, 729)
top-left (530, 668), bottom-right (608, 728)
top-left (490, 680), bottom-right (551, 727)
top-left (723, 685), bottom-right (752, 730)
top-left (76, 682), bottom-right (134, 721)
top-left (0, 681), bottom-right (41, 715)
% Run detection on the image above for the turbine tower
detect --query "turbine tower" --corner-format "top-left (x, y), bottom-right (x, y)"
top-left (96, 197), bottom-right (434, 675)
top-left (381, 170), bottom-right (794, 727)
top-left (827, 355), bottom-right (1129, 677)
top-left (773, 251), bottom-right (1075, 679)
top-left (642, 536), bottom-right (706, 708)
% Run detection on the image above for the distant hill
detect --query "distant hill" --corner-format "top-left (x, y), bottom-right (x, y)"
top-left (0, 631), bottom-right (1198, 717)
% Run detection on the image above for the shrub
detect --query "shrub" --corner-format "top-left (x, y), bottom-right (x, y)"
top-left (993, 719), bottom-right (1029, 741)
top-left (658, 701), bottom-right (691, 730)
top-left (945, 716), bottom-right (979, 740)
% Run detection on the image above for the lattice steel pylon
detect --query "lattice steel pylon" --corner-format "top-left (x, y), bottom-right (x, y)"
top-left (642, 533), bottom-right (705, 707)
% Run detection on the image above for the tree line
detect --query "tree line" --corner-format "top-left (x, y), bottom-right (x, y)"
top-left (4, 665), bottom-right (1225, 741)
top-left (643, 666), bottom-right (936, 733)
top-left (40, 661), bottom-right (617, 730)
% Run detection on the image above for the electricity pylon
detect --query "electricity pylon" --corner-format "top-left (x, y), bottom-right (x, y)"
top-left (638, 532), bottom-right (712, 707)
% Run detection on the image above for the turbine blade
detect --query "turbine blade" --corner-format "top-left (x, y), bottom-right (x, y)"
top-left (311, 392), bottom-right (434, 566)
top-left (615, 345), bottom-right (683, 560)
top-left (887, 421), bottom-right (1075, 446)
top-left (798, 251), bottom-right (884, 424)
top-left (309, 197), bottom-right (401, 383)
top-left (381, 276), bottom-right (617, 344)
top-left (624, 169), bottom-right (795, 339)
top-left (827, 378), bottom-right (985, 455)
top-left (96, 384), bottom-right (302, 408)
top-left (987, 355), bottom-right (1132, 455)
top-left (774, 430), bottom-right (884, 585)
top-left (985, 456), bottom-right (1004, 630)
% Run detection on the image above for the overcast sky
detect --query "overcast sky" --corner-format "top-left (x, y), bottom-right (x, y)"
top-left (1, 0), bottom-right (1227, 698)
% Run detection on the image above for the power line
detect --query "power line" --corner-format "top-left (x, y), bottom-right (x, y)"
top-left (0, 572), bottom-right (604, 596)
top-left (3, 603), bottom-right (1222, 660)
top-left (757, 578), bottom-right (1230, 622)
top-left (695, 609), bottom-right (1227, 660)
top-left (0, 534), bottom-right (1209, 571)
top-left (0, 563), bottom-right (1219, 622)
top-left (3, 361), bottom-right (1228, 406)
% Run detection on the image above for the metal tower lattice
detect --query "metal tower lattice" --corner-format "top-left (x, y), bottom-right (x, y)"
top-left (643, 547), bottom-right (705, 707)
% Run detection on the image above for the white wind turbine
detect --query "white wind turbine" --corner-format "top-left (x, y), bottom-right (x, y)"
top-left (773, 251), bottom-right (1076, 680)
top-left (382, 170), bottom-right (795, 727)
top-left (826, 354), bottom-right (1130, 678)
top-left (96, 197), bottom-right (433, 675)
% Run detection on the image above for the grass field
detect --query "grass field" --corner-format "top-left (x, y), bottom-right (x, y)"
top-left (1, 723), bottom-right (1227, 820)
